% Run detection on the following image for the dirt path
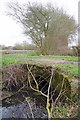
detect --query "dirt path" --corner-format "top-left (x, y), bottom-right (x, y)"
top-left (17, 58), bottom-right (78, 66)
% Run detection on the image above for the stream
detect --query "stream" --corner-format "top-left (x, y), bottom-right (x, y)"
top-left (1, 103), bottom-right (47, 119)
top-left (1, 89), bottom-right (47, 119)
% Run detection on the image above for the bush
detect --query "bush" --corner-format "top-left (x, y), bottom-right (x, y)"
top-left (72, 46), bottom-right (80, 56)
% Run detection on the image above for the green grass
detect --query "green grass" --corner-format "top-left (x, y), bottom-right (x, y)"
top-left (2, 52), bottom-right (79, 61)
top-left (1, 53), bottom-right (78, 67)
top-left (2, 58), bottom-right (18, 67)
top-left (1, 52), bottom-right (79, 76)
top-left (56, 64), bottom-right (78, 76)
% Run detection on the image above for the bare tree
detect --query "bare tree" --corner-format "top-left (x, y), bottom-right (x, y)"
top-left (7, 2), bottom-right (77, 54)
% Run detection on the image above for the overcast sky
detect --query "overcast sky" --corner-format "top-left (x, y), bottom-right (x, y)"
top-left (0, 0), bottom-right (79, 46)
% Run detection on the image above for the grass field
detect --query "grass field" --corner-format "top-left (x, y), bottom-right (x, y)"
top-left (1, 51), bottom-right (79, 77)
top-left (2, 51), bottom-right (79, 61)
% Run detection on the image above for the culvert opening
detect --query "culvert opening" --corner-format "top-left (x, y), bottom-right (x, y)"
top-left (2, 64), bottom-right (71, 107)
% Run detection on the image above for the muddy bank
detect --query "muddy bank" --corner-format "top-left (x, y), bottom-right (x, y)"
top-left (2, 64), bottom-right (72, 100)
top-left (1, 64), bottom-right (78, 118)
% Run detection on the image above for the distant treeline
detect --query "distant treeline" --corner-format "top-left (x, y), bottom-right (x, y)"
top-left (0, 41), bottom-right (36, 50)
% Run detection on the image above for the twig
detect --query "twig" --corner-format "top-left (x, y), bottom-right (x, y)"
top-left (46, 69), bottom-right (54, 118)
top-left (27, 64), bottom-right (39, 90)
top-left (25, 97), bottom-right (35, 119)
top-left (54, 77), bottom-right (65, 104)
top-left (27, 66), bottom-right (47, 97)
